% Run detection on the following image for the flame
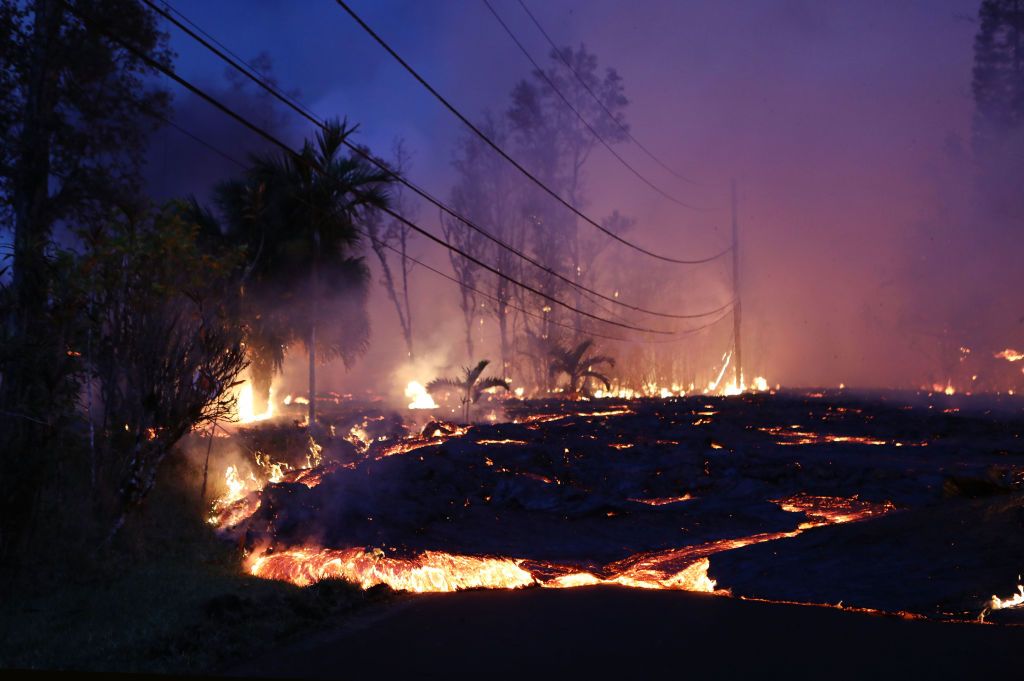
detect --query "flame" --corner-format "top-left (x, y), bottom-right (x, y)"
top-left (345, 422), bottom-right (372, 453)
top-left (995, 348), bottom-right (1024, 362)
top-left (220, 465), bottom-right (253, 506)
top-left (406, 381), bottom-right (439, 409)
top-left (255, 451), bottom-right (291, 483)
top-left (988, 582), bottom-right (1024, 612)
top-left (235, 381), bottom-right (274, 424)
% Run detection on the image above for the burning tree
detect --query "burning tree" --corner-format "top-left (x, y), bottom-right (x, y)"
top-left (426, 359), bottom-right (510, 423)
top-left (549, 339), bottom-right (615, 398)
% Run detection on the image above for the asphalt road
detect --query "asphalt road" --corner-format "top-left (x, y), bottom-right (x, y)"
top-left (228, 586), bottom-right (1022, 680)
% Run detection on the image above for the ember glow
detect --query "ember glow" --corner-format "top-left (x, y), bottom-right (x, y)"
top-left (775, 493), bottom-right (896, 525)
top-left (759, 426), bottom-right (893, 447)
top-left (627, 494), bottom-right (693, 505)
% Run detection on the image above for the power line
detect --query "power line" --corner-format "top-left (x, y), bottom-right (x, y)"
top-left (62, 0), bottom-right (674, 338)
top-left (147, 0), bottom-right (733, 322)
top-left (149, 97), bottom-right (731, 346)
top-left (516, 0), bottom-right (695, 185)
top-left (481, 0), bottom-right (702, 211)
top-left (333, 0), bottom-right (731, 265)
top-left (145, 102), bottom-right (642, 344)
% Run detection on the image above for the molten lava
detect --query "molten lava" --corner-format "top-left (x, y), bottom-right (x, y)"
top-left (247, 547), bottom-right (534, 592)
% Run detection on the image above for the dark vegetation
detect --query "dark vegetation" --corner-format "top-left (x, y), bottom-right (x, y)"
top-left (0, 1), bottom-right (393, 672)
top-left (548, 338), bottom-right (615, 397)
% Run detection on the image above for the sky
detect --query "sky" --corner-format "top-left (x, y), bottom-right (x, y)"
top-left (146, 0), bottom-right (1021, 395)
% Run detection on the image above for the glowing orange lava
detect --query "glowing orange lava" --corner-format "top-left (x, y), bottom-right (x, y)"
top-left (248, 547), bottom-right (535, 592)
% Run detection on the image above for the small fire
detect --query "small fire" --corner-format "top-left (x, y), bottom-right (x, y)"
top-left (235, 382), bottom-right (274, 424)
top-left (988, 581), bottom-right (1024, 612)
top-left (406, 381), bottom-right (439, 409)
top-left (995, 348), bottom-right (1024, 362)
top-left (345, 422), bottom-right (372, 453)
top-left (220, 465), bottom-right (254, 506)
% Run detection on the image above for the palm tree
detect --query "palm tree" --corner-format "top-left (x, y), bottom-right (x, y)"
top-left (209, 119), bottom-right (391, 423)
top-left (426, 360), bottom-right (511, 423)
top-left (549, 339), bottom-right (615, 398)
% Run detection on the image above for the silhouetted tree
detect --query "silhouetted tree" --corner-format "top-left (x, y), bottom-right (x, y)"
top-left (973, 0), bottom-right (1024, 217)
top-left (72, 203), bottom-right (247, 545)
top-left (973, 0), bottom-right (1024, 156)
top-left (210, 120), bottom-right (390, 424)
top-left (0, 0), bottom-right (171, 565)
top-left (426, 359), bottom-right (510, 423)
top-left (366, 138), bottom-right (418, 360)
top-left (549, 339), bottom-right (615, 398)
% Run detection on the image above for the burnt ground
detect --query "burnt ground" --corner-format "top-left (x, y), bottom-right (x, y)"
top-left (229, 389), bottom-right (1024, 620)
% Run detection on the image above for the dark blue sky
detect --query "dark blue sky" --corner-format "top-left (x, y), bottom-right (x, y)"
top-left (148, 0), bottom-right (1014, 390)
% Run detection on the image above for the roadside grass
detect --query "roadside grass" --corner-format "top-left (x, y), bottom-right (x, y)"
top-left (0, 449), bottom-right (391, 675)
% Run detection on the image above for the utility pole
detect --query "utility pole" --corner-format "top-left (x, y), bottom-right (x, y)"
top-left (731, 178), bottom-right (743, 389)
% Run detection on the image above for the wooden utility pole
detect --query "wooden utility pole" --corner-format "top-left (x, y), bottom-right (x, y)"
top-left (731, 179), bottom-right (743, 388)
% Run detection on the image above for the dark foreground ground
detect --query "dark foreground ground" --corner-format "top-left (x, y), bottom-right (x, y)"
top-left (231, 585), bottom-right (1020, 680)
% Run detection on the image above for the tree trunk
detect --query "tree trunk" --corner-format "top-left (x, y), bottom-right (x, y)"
top-left (498, 298), bottom-right (510, 380)
top-left (252, 367), bottom-right (272, 414)
top-left (0, 0), bottom-right (65, 568)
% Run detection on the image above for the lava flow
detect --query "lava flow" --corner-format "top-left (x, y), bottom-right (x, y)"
top-left (238, 493), bottom-right (895, 598)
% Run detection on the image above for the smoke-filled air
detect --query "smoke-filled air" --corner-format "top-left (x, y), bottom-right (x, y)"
top-left (2, 0), bottom-right (1024, 676)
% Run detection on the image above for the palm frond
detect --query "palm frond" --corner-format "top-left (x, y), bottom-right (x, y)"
top-left (471, 377), bottom-right (511, 403)
top-left (570, 339), bottom-right (594, 366)
top-left (585, 354), bottom-right (616, 369)
top-left (426, 377), bottom-right (465, 394)
top-left (466, 359), bottom-right (490, 385)
top-left (581, 370), bottom-right (612, 391)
